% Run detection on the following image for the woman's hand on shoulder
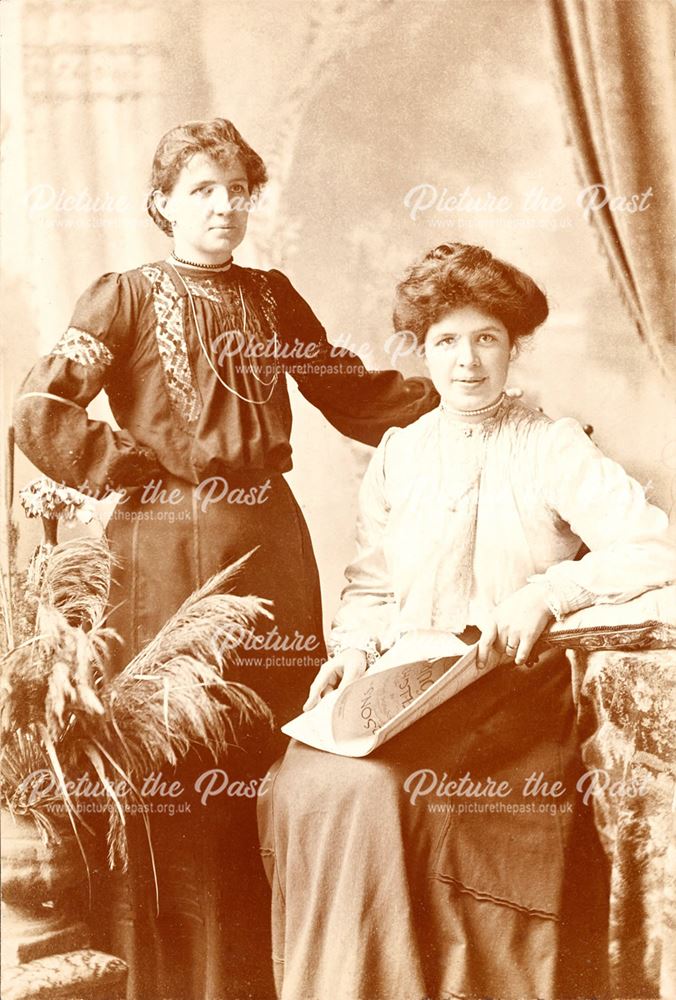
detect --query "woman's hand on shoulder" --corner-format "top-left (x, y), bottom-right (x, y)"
top-left (303, 648), bottom-right (368, 711)
top-left (477, 583), bottom-right (553, 671)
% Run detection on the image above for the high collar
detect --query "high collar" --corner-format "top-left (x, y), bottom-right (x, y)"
top-left (438, 392), bottom-right (509, 427)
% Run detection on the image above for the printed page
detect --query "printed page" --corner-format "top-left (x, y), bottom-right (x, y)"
top-left (331, 655), bottom-right (456, 743)
top-left (370, 643), bottom-right (486, 750)
top-left (282, 630), bottom-right (480, 756)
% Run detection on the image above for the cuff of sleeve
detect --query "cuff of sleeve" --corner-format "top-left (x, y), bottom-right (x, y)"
top-left (101, 444), bottom-right (162, 495)
top-left (327, 635), bottom-right (381, 667)
top-left (528, 572), bottom-right (595, 622)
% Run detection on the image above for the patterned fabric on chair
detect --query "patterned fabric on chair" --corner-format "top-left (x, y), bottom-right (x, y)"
top-left (1, 949), bottom-right (127, 1000)
top-left (570, 647), bottom-right (676, 1000)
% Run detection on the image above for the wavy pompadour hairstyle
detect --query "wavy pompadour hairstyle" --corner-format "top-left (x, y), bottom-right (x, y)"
top-left (393, 243), bottom-right (549, 347)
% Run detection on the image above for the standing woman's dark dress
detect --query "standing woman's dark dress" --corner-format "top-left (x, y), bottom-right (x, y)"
top-left (13, 258), bottom-right (439, 999)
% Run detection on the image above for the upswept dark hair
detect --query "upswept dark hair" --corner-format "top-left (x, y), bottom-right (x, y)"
top-left (147, 118), bottom-right (268, 235)
top-left (393, 243), bottom-right (549, 346)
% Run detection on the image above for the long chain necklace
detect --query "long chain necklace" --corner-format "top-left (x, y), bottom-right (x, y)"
top-left (167, 261), bottom-right (280, 405)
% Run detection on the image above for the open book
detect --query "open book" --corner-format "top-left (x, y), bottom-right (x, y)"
top-left (281, 628), bottom-right (488, 757)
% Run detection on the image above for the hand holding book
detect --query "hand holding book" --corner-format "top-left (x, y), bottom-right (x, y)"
top-left (303, 647), bottom-right (368, 712)
top-left (477, 582), bottom-right (555, 670)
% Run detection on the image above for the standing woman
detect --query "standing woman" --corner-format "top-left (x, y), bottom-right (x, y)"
top-left (13, 118), bottom-right (439, 999)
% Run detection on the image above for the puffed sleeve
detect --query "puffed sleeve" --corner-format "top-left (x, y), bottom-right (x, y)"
top-left (14, 272), bottom-right (161, 496)
top-left (328, 428), bottom-right (401, 659)
top-left (528, 418), bottom-right (676, 618)
top-left (267, 269), bottom-right (439, 445)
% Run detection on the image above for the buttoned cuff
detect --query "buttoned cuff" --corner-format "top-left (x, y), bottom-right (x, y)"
top-left (528, 572), bottom-right (595, 623)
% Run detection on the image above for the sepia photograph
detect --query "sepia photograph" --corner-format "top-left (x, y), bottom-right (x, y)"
top-left (1, 1), bottom-right (675, 998)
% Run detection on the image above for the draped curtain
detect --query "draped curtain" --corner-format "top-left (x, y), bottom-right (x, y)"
top-left (547, 7), bottom-right (675, 997)
top-left (546, 0), bottom-right (675, 384)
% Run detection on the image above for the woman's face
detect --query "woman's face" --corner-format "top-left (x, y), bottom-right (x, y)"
top-left (424, 305), bottom-right (511, 412)
top-left (155, 152), bottom-right (250, 263)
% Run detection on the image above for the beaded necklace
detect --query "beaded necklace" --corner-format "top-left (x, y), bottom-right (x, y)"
top-left (170, 252), bottom-right (233, 271)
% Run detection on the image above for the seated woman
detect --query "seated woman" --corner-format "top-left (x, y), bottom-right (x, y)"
top-left (258, 243), bottom-right (676, 1000)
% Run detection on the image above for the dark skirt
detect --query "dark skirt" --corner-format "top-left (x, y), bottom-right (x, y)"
top-left (91, 471), bottom-right (326, 1000)
top-left (258, 648), bottom-right (610, 1000)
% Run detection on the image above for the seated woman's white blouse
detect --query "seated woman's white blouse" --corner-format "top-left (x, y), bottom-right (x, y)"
top-left (329, 398), bottom-right (676, 656)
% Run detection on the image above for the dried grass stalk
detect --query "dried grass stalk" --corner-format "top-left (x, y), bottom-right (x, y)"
top-left (3, 542), bottom-right (276, 871)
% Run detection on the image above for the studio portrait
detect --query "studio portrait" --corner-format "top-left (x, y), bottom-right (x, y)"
top-left (1, 2), bottom-right (675, 999)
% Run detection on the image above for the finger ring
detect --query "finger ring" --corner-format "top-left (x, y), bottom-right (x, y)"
top-left (505, 642), bottom-right (516, 651)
